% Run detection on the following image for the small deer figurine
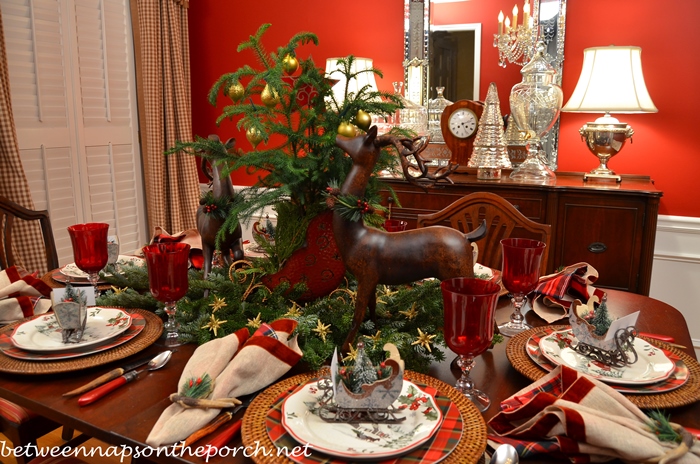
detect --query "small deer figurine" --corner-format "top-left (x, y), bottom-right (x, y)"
top-left (334, 126), bottom-right (486, 352)
top-left (196, 135), bottom-right (244, 279)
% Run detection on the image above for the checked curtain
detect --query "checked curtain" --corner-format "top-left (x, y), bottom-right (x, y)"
top-left (132, 0), bottom-right (199, 236)
top-left (0, 9), bottom-right (47, 274)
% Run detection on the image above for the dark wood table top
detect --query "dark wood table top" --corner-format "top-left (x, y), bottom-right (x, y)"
top-left (0, 288), bottom-right (697, 463)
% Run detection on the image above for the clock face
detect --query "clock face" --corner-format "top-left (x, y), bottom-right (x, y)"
top-left (448, 109), bottom-right (478, 139)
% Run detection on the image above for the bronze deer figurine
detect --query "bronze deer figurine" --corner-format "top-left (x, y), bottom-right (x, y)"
top-left (334, 126), bottom-right (487, 352)
top-left (196, 135), bottom-right (244, 279)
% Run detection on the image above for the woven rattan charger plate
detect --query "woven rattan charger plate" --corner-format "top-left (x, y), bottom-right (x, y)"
top-left (0, 308), bottom-right (162, 375)
top-left (507, 325), bottom-right (700, 409)
top-left (242, 369), bottom-right (487, 464)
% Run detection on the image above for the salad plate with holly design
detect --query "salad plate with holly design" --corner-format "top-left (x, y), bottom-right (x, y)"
top-left (281, 379), bottom-right (444, 460)
top-left (10, 307), bottom-right (132, 352)
top-left (538, 328), bottom-right (676, 386)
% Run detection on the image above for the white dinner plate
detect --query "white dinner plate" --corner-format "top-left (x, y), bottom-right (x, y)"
top-left (281, 379), bottom-right (443, 460)
top-left (60, 255), bottom-right (144, 279)
top-left (10, 307), bottom-right (132, 352)
top-left (538, 328), bottom-right (676, 386)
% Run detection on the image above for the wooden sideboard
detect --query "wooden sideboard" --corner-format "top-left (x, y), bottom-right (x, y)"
top-left (380, 171), bottom-right (662, 295)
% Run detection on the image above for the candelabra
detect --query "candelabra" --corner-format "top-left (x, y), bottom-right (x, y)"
top-left (493, 1), bottom-right (540, 67)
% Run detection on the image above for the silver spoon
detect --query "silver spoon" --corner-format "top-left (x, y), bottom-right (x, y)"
top-left (489, 444), bottom-right (519, 464)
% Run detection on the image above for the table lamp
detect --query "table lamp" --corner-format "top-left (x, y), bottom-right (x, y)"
top-left (562, 46), bottom-right (657, 182)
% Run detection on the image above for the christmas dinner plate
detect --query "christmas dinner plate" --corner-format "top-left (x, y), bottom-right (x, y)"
top-left (59, 255), bottom-right (144, 279)
top-left (281, 379), bottom-right (444, 460)
top-left (0, 311), bottom-right (145, 362)
top-left (10, 307), bottom-right (132, 352)
top-left (537, 328), bottom-right (677, 386)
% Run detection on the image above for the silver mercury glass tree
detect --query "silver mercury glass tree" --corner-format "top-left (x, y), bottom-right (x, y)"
top-left (468, 82), bottom-right (512, 173)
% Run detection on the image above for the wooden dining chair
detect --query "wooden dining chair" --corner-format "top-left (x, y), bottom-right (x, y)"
top-left (0, 195), bottom-right (59, 273)
top-left (416, 191), bottom-right (552, 275)
top-left (0, 196), bottom-right (74, 463)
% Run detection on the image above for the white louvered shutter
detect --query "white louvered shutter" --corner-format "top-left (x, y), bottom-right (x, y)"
top-left (2, 0), bottom-right (146, 265)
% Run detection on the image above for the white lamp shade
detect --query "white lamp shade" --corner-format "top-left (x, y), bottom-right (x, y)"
top-left (562, 46), bottom-right (657, 114)
top-left (325, 57), bottom-right (379, 103)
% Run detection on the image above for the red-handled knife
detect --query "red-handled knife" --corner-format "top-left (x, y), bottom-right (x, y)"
top-left (77, 350), bottom-right (172, 406)
top-left (78, 370), bottom-right (140, 406)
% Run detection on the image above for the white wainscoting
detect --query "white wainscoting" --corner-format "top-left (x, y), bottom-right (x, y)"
top-left (650, 215), bottom-right (700, 359)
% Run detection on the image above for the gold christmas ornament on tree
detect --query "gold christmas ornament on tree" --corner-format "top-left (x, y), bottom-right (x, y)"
top-left (354, 110), bottom-right (372, 132)
top-left (282, 54), bottom-right (299, 75)
top-left (468, 82), bottom-right (512, 179)
top-left (246, 127), bottom-right (264, 148)
top-left (338, 121), bottom-right (357, 138)
top-left (261, 83), bottom-right (280, 108)
top-left (227, 81), bottom-right (244, 102)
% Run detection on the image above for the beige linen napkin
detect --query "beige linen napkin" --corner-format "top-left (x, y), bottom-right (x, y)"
top-left (489, 365), bottom-right (700, 463)
top-left (531, 263), bottom-right (604, 323)
top-left (0, 266), bottom-right (52, 324)
top-left (146, 319), bottom-right (302, 447)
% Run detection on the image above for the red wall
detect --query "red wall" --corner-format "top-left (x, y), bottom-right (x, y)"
top-left (189, 0), bottom-right (700, 218)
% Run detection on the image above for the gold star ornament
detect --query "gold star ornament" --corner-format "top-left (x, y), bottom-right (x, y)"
top-left (284, 302), bottom-right (303, 318)
top-left (246, 313), bottom-right (262, 329)
top-left (342, 344), bottom-right (358, 362)
top-left (399, 303), bottom-right (419, 320)
top-left (110, 286), bottom-right (126, 295)
top-left (364, 330), bottom-right (382, 344)
top-left (412, 328), bottom-right (436, 352)
top-left (201, 314), bottom-right (227, 337)
top-left (312, 319), bottom-right (332, 342)
top-left (209, 296), bottom-right (227, 313)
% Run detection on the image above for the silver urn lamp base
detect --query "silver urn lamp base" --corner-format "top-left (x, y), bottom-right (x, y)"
top-left (580, 119), bottom-right (634, 182)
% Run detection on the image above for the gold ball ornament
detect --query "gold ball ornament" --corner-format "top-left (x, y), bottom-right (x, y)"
top-left (261, 84), bottom-right (280, 108)
top-left (246, 127), bottom-right (264, 148)
top-left (227, 81), bottom-right (244, 102)
top-left (337, 122), bottom-right (357, 138)
top-left (354, 110), bottom-right (372, 132)
top-left (282, 54), bottom-right (299, 75)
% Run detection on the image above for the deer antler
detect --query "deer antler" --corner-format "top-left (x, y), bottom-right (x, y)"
top-left (375, 134), bottom-right (457, 188)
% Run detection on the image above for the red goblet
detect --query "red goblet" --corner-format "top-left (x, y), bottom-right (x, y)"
top-left (143, 242), bottom-right (190, 347)
top-left (67, 223), bottom-right (109, 293)
top-left (441, 277), bottom-right (500, 412)
top-left (499, 238), bottom-right (546, 337)
top-left (384, 219), bottom-right (408, 232)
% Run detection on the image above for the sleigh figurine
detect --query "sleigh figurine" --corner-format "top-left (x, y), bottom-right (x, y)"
top-left (317, 343), bottom-right (406, 424)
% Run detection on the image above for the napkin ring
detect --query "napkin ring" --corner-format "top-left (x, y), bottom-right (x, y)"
top-left (169, 394), bottom-right (241, 409)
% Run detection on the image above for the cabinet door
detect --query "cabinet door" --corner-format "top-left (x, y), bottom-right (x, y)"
top-left (556, 194), bottom-right (646, 293)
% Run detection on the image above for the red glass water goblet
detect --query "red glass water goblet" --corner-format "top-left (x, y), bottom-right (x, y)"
top-left (384, 219), bottom-right (408, 232)
top-left (67, 223), bottom-right (109, 293)
top-left (499, 238), bottom-right (546, 337)
top-left (143, 242), bottom-right (191, 347)
top-left (441, 277), bottom-right (500, 412)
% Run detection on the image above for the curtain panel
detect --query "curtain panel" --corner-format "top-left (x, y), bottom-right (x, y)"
top-left (132, 0), bottom-right (199, 236)
top-left (0, 8), bottom-right (50, 274)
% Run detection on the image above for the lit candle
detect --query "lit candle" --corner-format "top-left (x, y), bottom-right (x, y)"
top-left (505, 16), bottom-right (511, 32)
top-left (498, 10), bottom-right (504, 35)
top-left (512, 5), bottom-right (519, 30)
top-left (523, 1), bottom-right (530, 29)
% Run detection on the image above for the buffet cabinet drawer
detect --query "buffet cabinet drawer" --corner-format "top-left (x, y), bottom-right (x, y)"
top-left (554, 194), bottom-right (647, 292)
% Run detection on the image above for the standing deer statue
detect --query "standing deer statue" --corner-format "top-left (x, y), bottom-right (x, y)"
top-left (334, 126), bottom-right (487, 352)
top-left (196, 135), bottom-right (244, 280)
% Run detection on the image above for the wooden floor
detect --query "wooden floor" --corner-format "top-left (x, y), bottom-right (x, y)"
top-left (0, 428), bottom-right (128, 464)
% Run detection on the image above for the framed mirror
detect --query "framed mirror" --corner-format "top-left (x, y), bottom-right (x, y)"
top-left (404, 0), bottom-right (567, 171)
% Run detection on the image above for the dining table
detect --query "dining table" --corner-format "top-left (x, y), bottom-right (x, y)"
top-left (0, 288), bottom-right (697, 464)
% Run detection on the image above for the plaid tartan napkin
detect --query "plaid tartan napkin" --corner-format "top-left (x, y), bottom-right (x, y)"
top-left (0, 266), bottom-right (52, 324)
top-left (531, 263), bottom-right (606, 323)
top-left (146, 319), bottom-right (302, 447)
top-left (488, 365), bottom-right (700, 463)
